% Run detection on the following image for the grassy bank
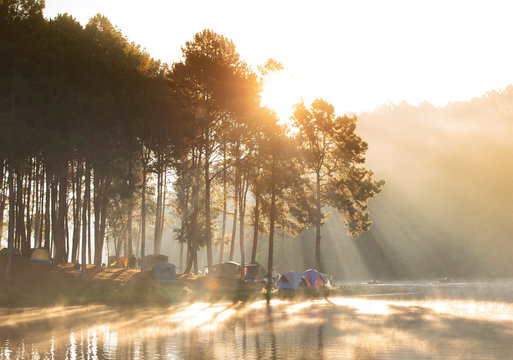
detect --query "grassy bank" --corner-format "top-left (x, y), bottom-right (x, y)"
top-left (0, 280), bottom-right (360, 307)
top-left (0, 257), bottom-right (369, 307)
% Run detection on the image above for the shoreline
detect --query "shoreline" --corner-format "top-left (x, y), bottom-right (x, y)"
top-left (0, 257), bottom-right (362, 308)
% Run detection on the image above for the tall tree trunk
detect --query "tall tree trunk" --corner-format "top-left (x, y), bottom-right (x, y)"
top-left (184, 152), bottom-right (200, 274)
top-left (65, 209), bottom-right (69, 261)
top-left (140, 157), bottom-right (147, 272)
top-left (179, 241), bottom-right (184, 274)
top-left (127, 156), bottom-right (133, 261)
top-left (71, 160), bottom-right (82, 262)
top-left (229, 206), bottom-right (237, 261)
top-left (315, 170), bottom-right (321, 271)
top-left (15, 190), bottom-right (19, 251)
top-left (251, 193), bottom-right (260, 264)
top-left (229, 140), bottom-right (240, 261)
top-left (136, 219), bottom-right (141, 257)
top-left (50, 171), bottom-right (58, 256)
top-left (184, 242), bottom-right (193, 274)
top-left (160, 167), bottom-right (166, 249)
top-left (5, 164), bottom-right (15, 281)
top-left (204, 142), bottom-right (213, 267)
top-left (126, 201), bottom-right (133, 262)
top-left (87, 172), bottom-right (92, 265)
top-left (154, 155), bottom-right (162, 254)
top-left (0, 160), bottom-right (6, 247)
top-left (180, 169), bottom-right (190, 272)
top-left (54, 164), bottom-right (67, 262)
top-left (96, 177), bottom-right (109, 265)
top-left (189, 164), bottom-right (200, 274)
top-left (93, 172), bottom-right (109, 266)
top-left (267, 154), bottom-right (276, 276)
top-left (25, 158), bottom-right (32, 249)
top-left (219, 146), bottom-right (227, 264)
top-left (32, 158), bottom-right (40, 248)
top-left (123, 232), bottom-right (128, 257)
top-left (81, 161), bottom-right (90, 272)
top-left (93, 169), bottom-right (100, 262)
top-left (179, 167), bottom-right (190, 273)
top-left (114, 222), bottom-right (126, 267)
top-left (193, 249), bottom-right (198, 275)
top-left (36, 159), bottom-right (44, 247)
top-left (16, 161), bottom-right (28, 256)
top-left (239, 179), bottom-right (248, 269)
top-left (44, 167), bottom-right (50, 249)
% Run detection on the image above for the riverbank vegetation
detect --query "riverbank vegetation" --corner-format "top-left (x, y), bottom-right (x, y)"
top-left (0, 257), bottom-right (372, 307)
top-left (0, 0), bottom-right (383, 288)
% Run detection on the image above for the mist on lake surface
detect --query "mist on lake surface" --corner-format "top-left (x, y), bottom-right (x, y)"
top-left (2, 282), bottom-right (513, 359)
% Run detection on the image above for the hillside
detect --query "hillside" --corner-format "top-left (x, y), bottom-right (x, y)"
top-left (354, 86), bottom-right (513, 278)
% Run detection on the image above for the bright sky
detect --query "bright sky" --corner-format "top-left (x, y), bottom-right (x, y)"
top-left (44, 0), bottom-right (513, 120)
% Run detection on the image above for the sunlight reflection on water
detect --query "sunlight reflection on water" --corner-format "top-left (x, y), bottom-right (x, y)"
top-left (1, 291), bottom-right (513, 359)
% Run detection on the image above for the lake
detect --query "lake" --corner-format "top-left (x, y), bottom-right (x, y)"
top-left (1, 281), bottom-right (513, 359)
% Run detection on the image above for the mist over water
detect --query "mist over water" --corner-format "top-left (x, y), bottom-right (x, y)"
top-left (2, 282), bottom-right (513, 359)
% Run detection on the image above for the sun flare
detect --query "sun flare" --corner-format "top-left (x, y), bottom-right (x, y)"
top-left (260, 71), bottom-right (303, 123)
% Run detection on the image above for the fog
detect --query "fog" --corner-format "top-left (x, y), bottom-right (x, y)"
top-left (2, 293), bottom-right (513, 359)
top-left (143, 87), bottom-right (513, 281)
top-left (245, 86), bottom-right (513, 280)
top-left (351, 86), bottom-right (513, 280)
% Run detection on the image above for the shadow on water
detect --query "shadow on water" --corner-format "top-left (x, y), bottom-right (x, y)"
top-left (317, 320), bottom-right (324, 360)
top-left (266, 302), bottom-right (277, 360)
top-left (2, 284), bottom-right (513, 359)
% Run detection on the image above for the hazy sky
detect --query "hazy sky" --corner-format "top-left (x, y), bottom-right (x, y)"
top-left (44, 0), bottom-right (513, 119)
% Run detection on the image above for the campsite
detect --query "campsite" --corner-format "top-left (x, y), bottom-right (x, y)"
top-left (3, 1), bottom-right (513, 358)
top-left (0, 254), bottom-right (343, 307)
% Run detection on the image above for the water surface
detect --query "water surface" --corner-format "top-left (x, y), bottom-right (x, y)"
top-left (1, 282), bottom-right (513, 359)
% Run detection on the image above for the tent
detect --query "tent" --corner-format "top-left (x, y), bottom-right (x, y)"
top-left (151, 263), bottom-right (177, 282)
top-left (244, 263), bottom-right (266, 282)
top-left (205, 261), bottom-right (241, 280)
top-left (30, 248), bottom-right (50, 263)
top-left (303, 269), bottom-right (327, 288)
top-left (276, 271), bottom-right (306, 290)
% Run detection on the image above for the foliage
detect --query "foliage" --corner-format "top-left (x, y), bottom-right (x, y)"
top-left (0, 1), bottom-right (383, 281)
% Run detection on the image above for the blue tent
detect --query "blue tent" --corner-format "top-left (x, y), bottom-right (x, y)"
top-left (276, 271), bottom-right (306, 289)
top-left (303, 269), bottom-right (327, 288)
top-left (151, 263), bottom-right (177, 282)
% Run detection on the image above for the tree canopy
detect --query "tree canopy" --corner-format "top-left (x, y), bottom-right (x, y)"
top-left (1, 1), bottom-right (383, 280)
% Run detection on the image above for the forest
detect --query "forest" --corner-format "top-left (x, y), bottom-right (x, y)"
top-left (0, 0), bottom-right (383, 279)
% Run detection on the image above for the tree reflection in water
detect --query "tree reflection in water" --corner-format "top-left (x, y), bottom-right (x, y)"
top-left (266, 303), bottom-right (277, 360)
top-left (1, 296), bottom-right (513, 359)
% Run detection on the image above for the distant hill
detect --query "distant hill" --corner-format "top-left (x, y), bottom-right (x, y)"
top-left (352, 86), bottom-right (513, 279)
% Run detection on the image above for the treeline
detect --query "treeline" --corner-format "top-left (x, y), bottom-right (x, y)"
top-left (0, 0), bottom-right (383, 279)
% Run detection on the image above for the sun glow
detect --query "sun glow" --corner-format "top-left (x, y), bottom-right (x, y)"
top-left (260, 71), bottom-right (303, 124)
